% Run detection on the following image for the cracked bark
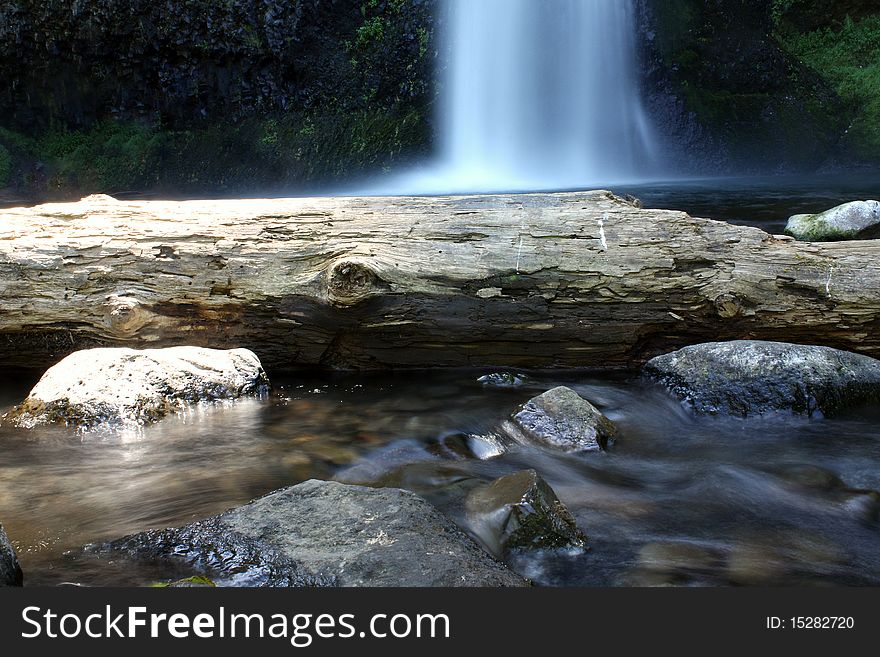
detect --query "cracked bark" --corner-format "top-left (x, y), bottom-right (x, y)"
top-left (1, 191), bottom-right (879, 372)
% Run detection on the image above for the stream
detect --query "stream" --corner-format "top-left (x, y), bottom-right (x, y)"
top-left (2, 367), bottom-right (878, 587)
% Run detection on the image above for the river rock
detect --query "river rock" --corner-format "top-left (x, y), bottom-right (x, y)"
top-left (1, 522), bottom-right (23, 587)
top-left (466, 470), bottom-right (587, 556)
top-left (478, 372), bottom-right (532, 387)
top-left (102, 479), bottom-right (528, 587)
top-left (5, 346), bottom-right (269, 429)
top-left (785, 200), bottom-right (880, 241)
top-left (644, 341), bottom-right (880, 417)
top-left (426, 431), bottom-right (507, 460)
top-left (506, 386), bottom-right (616, 452)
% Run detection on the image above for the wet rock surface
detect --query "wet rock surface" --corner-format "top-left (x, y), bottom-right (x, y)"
top-left (786, 200), bottom-right (880, 241)
top-left (478, 372), bottom-right (533, 388)
top-left (5, 346), bottom-right (269, 429)
top-left (644, 341), bottom-right (880, 417)
top-left (0, 522), bottom-right (22, 587)
top-left (506, 386), bottom-right (617, 452)
top-left (466, 470), bottom-right (587, 556)
top-left (102, 479), bottom-right (528, 587)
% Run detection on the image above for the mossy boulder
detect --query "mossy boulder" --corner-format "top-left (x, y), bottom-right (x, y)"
top-left (785, 200), bottom-right (880, 241)
top-left (644, 340), bottom-right (880, 417)
top-left (466, 470), bottom-right (587, 556)
top-left (5, 346), bottom-right (269, 429)
top-left (1, 522), bottom-right (23, 587)
top-left (505, 386), bottom-right (617, 452)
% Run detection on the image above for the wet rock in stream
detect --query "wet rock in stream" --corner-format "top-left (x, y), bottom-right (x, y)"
top-left (504, 386), bottom-right (617, 452)
top-left (644, 341), bottom-right (880, 417)
top-left (426, 431), bottom-right (507, 460)
top-left (624, 542), bottom-right (722, 586)
top-left (4, 347), bottom-right (269, 429)
top-left (478, 372), bottom-right (533, 388)
top-left (101, 479), bottom-right (528, 587)
top-left (1, 522), bottom-right (23, 587)
top-left (465, 470), bottom-right (587, 557)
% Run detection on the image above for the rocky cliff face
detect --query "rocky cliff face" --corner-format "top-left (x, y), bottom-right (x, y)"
top-left (638, 0), bottom-right (851, 174)
top-left (0, 0), bottom-right (439, 197)
top-left (0, 0), bottom-right (436, 129)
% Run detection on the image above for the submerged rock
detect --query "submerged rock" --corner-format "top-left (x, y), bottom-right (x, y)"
top-left (426, 431), bottom-right (507, 460)
top-left (773, 464), bottom-right (880, 524)
top-left (785, 200), bottom-right (880, 241)
top-left (637, 542), bottom-right (719, 577)
top-left (644, 341), bottom-right (880, 417)
top-left (5, 346), bottom-right (269, 429)
top-left (1, 522), bottom-right (23, 587)
top-left (102, 479), bottom-right (527, 587)
top-left (466, 470), bottom-right (587, 556)
top-left (774, 464), bottom-right (847, 491)
top-left (506, 386), bottom-right (616, 452)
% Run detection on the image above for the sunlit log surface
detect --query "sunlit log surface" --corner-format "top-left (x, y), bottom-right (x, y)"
top-left (1, 191), bottom-right (879, 372)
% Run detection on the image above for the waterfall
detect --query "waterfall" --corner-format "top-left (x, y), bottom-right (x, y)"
top-left (377, 0), bottom-right (659, 194)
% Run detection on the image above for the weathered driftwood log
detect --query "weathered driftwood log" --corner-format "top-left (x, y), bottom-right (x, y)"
top-left (1, 191), bottom-right (879, 372)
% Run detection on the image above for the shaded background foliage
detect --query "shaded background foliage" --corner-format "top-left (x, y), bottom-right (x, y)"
top-left (0, 0), bottom-right (878, 200)
top-left (0, 0), bottom-right (438, 196)
top-left (643, 0), bottom-right (880, 173)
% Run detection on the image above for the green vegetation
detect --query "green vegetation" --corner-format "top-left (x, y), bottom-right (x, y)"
top-left (0, 107), bottom-right (428, 197)
top-left (0, 144), bottom-right (11, 187)
top-left (776, 15), bottom-right (880, 158)
top-left (0, 0), bottom-right (436, 200)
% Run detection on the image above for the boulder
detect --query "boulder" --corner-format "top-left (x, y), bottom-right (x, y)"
top-left (5, 346), bottom-right (269, 429)
top-left (102, 480), bottom-right (528, 587)
top-left (466, 470), bottom-right (587, 556)
top-left (785, 200), bottom-right (880, 242)
top-left (644, 341), bottom-right (880, 417)
top-left (1, 522), bottom-right (23, 587)
top-left (478, 372), bottom-right (532, 387)
top-left (506, 386), bottom-right (616, 452)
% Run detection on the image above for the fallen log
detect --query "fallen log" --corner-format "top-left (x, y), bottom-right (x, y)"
top-left (1, 191), bottom-right (879, 372)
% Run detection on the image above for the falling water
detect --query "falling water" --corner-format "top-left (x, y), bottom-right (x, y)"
top-left (376, 0), bottom-right (659, 194)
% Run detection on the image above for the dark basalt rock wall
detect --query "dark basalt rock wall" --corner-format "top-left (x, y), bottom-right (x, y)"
top-left (638, 0), bottom-right (851, 174)
top-left (0, 0), bottom-right (435, 130)
top-left (0, 0), bottom-right (439, 197)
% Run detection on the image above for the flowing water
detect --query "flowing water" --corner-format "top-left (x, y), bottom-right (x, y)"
top-left (2, 368), bottom-right (878, 587)
top-left (373, 0), bottom-right (658, 194)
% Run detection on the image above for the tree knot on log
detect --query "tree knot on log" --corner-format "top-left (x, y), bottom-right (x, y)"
top-left (104, 295), bottom-right (154, 335)
top-left (714, 293), bottom-right (745, 319)
top-left (327, 259), bottom-right (382, 307)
